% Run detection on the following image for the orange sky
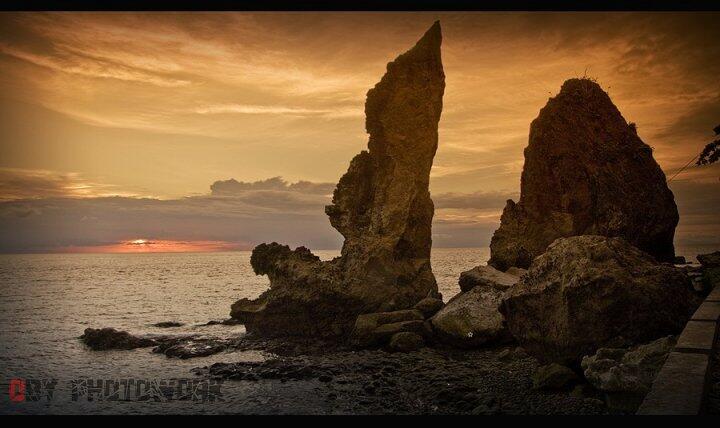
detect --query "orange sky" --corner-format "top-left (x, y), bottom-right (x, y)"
top-left (0, 12), bottom-right (718, 253)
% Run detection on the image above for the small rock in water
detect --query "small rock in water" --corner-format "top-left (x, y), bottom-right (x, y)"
top-left (532, 363), bottom-right (578, 390)
top-left (152, 321), bottom-right (184, 328)
top-left (80, 328), bottom-right (157, 350)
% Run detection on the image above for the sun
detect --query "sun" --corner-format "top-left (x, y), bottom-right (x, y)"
top-left (130, 239), bottom-right (148, 245)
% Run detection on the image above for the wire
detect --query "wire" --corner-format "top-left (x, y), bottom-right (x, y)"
top-left (667, 152), bottom-right (700, 183)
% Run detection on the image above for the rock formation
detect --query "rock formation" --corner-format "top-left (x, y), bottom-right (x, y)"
top-left (430, 267), bottom-right (518, 348)
top-left (500, 235), bottom-right (698, 365)
top-left (231, 22), bottom-right (445, 338)
top-left (488, 78), bottom-right (679, 271)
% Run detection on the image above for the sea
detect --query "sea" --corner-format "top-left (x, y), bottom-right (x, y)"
top-left (0, 245), bottom-right (711, 414)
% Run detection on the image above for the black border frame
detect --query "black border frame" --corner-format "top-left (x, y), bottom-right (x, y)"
top-left (2, 0), bottom-right (720, 12)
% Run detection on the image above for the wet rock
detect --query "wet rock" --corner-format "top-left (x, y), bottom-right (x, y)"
top-left (231, 22), bottom-right (446, 339)
top-left (152, 321), bottom-right (184, 328)
top-left (203, 318), bottom-right (243, 326)
top-left (532, 363), bottom-right (578, 390)
top-left (153, 337), bottom-right (232, 359)
top-left (581, 336), bottom-right (675, 412)
top-left (80, 328), bottom-right (157, 350)
top-left (501, 236), bottom-right (698, 365)
top-left (488, 78), bottom-right (679, 271)
top-left (388, 332), bottom-right (424, 353)
top-left (414, 297), bottom-right (444, 318)
top-left (673, 256), bottom-right (688, 265)
top-left (458, 264), bottom-right (519, 293)
top-left (430, 285), bottom-right (511, 348)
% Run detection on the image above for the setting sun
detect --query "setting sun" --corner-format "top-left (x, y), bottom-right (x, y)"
top-left (56, 239), bottom-right (247, 254)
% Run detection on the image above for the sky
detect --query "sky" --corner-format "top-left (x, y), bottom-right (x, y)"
top-left (0, 12), bottom-right (719, 253)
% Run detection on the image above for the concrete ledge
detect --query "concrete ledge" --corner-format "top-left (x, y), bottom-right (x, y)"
top-left (638, 279), bottom-right (720, 415)
top-left (708, 287), bottom-right (720, 302)
top-left (637, 352), bottom-right (710, 415)
top-left (692, 301), bottom-right (720, 322)
top-left (675, 320), bottom-right (717, 352)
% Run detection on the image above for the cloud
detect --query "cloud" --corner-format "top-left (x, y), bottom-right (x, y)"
top-left (210, 177), bottom-right (335, 196)
top-left (0, 168), bottom-right (138, 201)
top-left (194, 103), bottom-right (362, 119)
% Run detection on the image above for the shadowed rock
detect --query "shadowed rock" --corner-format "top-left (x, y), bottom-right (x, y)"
top-left (489, 78), bottom-right (679, 271)
top-left (581, 336), bottom-right (676, 412)
top-left (501, 236), bottom-right (698, 365)
top-left (80, 328), bottom-right (157, 350)
top-left (231, 22), bottom-right (445, 338)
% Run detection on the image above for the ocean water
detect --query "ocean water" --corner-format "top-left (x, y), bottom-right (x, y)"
top-left (0, 247), bottom-right (490, 414)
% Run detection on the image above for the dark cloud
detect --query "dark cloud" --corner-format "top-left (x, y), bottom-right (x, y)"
top-left (210, 177), bottom-right (335, 196)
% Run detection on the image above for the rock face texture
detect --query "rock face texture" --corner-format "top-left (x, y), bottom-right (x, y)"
top-left (430, 270), bottom-right (516, 348)
top-left (581, 336), bottom-right (676, 412)
top-left (458, 265), bottom-right (520, 293)
top-left (500, 236), bottom-right (698, 365)
top-left (488, 78), bottom-right (679, 271)
top-left (231, 22), bottom-right (445, 338)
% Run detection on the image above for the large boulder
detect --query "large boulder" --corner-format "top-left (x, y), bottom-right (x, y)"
top-left (488, 78), bottom-right (679, 271)
top-left (458, 265), bottom-right (519, 293)
top-left (231, 22), bottom-right (445, 338)
top-left (430, 285), bottom-right (511, 348)
top-left (581, 336), bottom-right (675, 412)
top-left (500, 235), bottom-right (698, 365)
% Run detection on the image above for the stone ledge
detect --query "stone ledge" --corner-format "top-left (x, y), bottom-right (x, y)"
top-left (692, 301), bottom-right (720, 322)
top-left (675, 320), bottom-right (717, 352)
top-left (708, 287), bottom-right (720, 302)
top-left (637, 352), bottom-right (710, 415)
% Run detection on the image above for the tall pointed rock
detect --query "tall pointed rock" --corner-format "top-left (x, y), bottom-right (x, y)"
top-left (231, 22), bottom-right (445, 338)
top-left (488, 78), bottom-right (679, 271)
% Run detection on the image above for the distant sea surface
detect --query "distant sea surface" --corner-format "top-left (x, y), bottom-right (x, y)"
top-left (0, 245), bottom-right (711, 414)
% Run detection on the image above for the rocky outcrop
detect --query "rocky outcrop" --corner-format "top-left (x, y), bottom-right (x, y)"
top-left (500, 235), bottom-right (698, 365)
top-left (458, 264), bottom-right (520, 293)
top-left (231, 22), bottom-right (445, 338)
top-left (80, 328), bottom-right (158, 350)
top-left (581, 336), bottom-right (675, 412)
top-left (81, 327), bottom-right (236, 358)
top-left (430, 286), bottom-right (512, 348)
top-left (488, 78), bottom-right (679, 271)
